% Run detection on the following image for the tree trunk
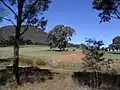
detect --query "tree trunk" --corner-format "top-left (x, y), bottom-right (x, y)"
top-left (13, 0), bottom-right (23, 85)
top-left (59, 48), bottom-right (62, 51)
top-left (13, 27), bottom-right (20, 85)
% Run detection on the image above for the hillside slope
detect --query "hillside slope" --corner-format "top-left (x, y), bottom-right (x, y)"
top-left (0, 26), bottom-right (48, 45)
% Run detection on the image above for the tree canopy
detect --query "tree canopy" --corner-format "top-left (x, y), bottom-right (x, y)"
top-left (0, 0), bottom-right (51, 84)
top-left (108, 36), bottom-right (120, 51)
top-left (0, 0), bottom-right (51, 31)
top-left (47, 25), bottom-right (75, 51)
top-left (93, 0), bottom-right (120, 22)
top-left (113, 36), bottom-right (120, 44)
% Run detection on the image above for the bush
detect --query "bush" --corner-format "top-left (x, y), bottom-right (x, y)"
top-left (73, 49), bottom-right (75, 51)
top-left (82, 39), bottom-right (114, 72)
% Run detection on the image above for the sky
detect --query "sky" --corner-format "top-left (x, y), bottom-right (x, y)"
top-left (1, 0), bottom-right (120, 47)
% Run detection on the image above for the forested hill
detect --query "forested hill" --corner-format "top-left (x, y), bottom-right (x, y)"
top-left (0, 25), bottom-right (48, 45)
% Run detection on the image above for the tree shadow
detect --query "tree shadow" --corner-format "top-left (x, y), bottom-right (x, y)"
top-left (46, 50), bottom-right (62, 52)
top-left (46, 49), bottom-right (68, 52)
top-left (110, 52), bottom-right (120, 54)
top-left (0, 66), bottom-right (56, 86)
top-left (0, 58), bottom-right (12, 63)
top-left (72, 71), bottom-right (120, 90)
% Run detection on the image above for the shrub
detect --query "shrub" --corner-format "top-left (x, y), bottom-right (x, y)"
top-left (82, 39), bottom-right (114, 72)
top-left (73, 49), bottom-right (75, 51)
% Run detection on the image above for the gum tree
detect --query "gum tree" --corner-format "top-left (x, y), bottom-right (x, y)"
top-left (47, 25), bottom-right (75, 51)
top-left (93, 0), bottom-right (120, 22)
top-left (0, 0), bottom-right (51, 84)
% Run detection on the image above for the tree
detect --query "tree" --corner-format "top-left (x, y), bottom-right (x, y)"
top-left (47, 25), bottom-right (75, 51)
top-left (108, 36), bottom-right (120, 52)
top-left (8, 36), bottom-right (15, 45)
top-left (0, 0), bottom-right (51, 84)
top-left (112, 36), bottom-right (120, 51)
top-left (108, 44), bottom-right (115, 51)
top-left (82, 38), bottom-right (114, 87)
top-left (8, 36), bottom-right (25, 45)
top-left (25, 40), bottom-right (32, 45)
top-left (93, 0), bottom-right (120, 22)
top-left (113, 36), bottom-right (120, 44)
top-left (79, 43), bottom-right (88, 50)
top-left (82, 38), bottom-right (113, 72)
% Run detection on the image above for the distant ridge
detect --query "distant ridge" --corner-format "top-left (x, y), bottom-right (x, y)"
top-left (0, 25), bottom-right (48, 45)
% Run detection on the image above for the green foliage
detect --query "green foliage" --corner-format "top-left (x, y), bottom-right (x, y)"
top-left (47, 25), bottom-right (75, 51)
top-left (113, 36), bottom-right (120, 51)
top-left (93, 0), bottom-right (120, 22)
top-left (67, 43), bottom-right (80, 48)
top-left (113, 36), bottom-right (120, 45)
top-left (0, 0), bottom-right (51, 31)
top-left (79, 43), bottom-right (88, 50)
top-left (82, 39), bottom-right (113, 72)
top-left (0, 8), bottom-right (7, 22)
top-left (108, 44), bottom-right (115, 51)
top-left (108, 36), bottom-right (120, 51)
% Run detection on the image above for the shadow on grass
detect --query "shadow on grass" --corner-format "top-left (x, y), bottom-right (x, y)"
top-left (0, 58), bottom-right (12, 63)
top-left (108, 52), bottom-right (120, 54)
top-left (46, 49), bottom-right (68, 52)
top-left (72, 71), bottom-right (120, 90)
top-left (0, 66), bottom-right (56, 86)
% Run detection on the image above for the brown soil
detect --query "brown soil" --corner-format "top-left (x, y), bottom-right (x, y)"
top-left (53, 53), bottom-right (84, 63)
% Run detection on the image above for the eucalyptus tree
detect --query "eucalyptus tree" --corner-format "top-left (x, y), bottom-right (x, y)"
top-left (47, 25), bottom-right (75, 51)
top-left (0, 0), bottom-right (51, 84)
top-left (93, 0), bottom-right (120, 22)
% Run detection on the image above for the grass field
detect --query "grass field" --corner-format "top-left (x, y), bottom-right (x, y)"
top-left (0, 45), bottom-right (87, 90)
top-left (0, 45), bottom-right (81, 58)
top-left (1, 45), bottom-right (120, 90)
top-left (1, 45), bottom-right (120, 59)
top-left (0, 45), bottom-right (84, 70)
top-left (0, 45), bottom-right (120, 71)
top-left (0, 45), bottom-right (120, 68)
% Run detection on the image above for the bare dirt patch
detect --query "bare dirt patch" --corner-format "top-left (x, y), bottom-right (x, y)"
top-left (53, 53), bottom-right (84, 63)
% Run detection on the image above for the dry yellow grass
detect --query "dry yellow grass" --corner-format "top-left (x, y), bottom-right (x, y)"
top-left (19, 56), bottom-right (47, 66)
top-left (0, 72), bottom-right (90, 90)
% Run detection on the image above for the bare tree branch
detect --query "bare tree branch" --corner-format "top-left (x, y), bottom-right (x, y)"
top-left (20, 17), bottom-right (31, 36)
top-left (114, 10), bottom-right (120, 19)
top-left (116, 9), bottom-right (120, 17)
top-left (20, 24), bottom-right (29, 36)
top-left (0, 0), bottom-right (18, 18)
top-left (110, 15), bottom-right (120, 19)
top-left (3, 17), bottom-right (17, 27)
top-left (0, 35), bottom-right (11, 45)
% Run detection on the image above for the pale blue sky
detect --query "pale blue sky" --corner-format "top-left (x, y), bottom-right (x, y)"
top-left (0, 0), bottom-right (120, 46)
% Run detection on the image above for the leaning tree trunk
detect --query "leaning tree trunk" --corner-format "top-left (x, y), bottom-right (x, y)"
top-left (13, 27), bottom-right (20, 85)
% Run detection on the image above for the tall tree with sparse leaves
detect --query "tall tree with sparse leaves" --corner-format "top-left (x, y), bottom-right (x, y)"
top-left (93, 0), bottom-right (120, 22)
top-left (0, 0), bottom-right (51, 84)
top-left (47, 25), bottom-right (75, 51)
